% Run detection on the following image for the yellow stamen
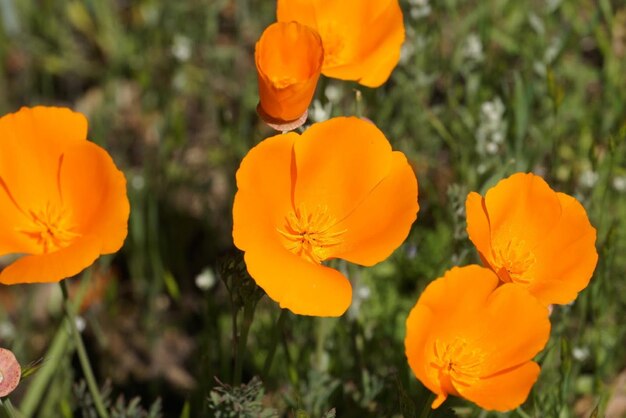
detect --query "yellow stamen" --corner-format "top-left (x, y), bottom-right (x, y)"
top-left (491, 234), bottom-right (536, 284)
top-left (16, 202), bottom-right (80, 253)
top-left (277, 204), bottom-right (346, 264)
top-left (431, 338), bottom-right (484, 391)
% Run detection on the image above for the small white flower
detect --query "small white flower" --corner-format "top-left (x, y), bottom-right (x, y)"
top-left (462, 34), bottom-right (484, 63)
top-left (131, 174), bottom-right (145, 191)
top-left (399, 42), bottom-right (415, 65)
top-left (75, 316), bottom-right (86, 333)
top-left (324, 85), bottom-right (342, 103)
top-left (476, 97), bottom-right (507, 156)
top-left (579, 169), bottom-right (599, 189)
top-left (0, 322), bottom-right (15, 340)
top-left (612, 175), bottom-right (626, 192)
top-left (172, 35), bottom-right (192, 62)
top-left (309, 100), bottom-right (332, 123)
top-left (409, 0), bottom-right (431, 19)
top-left (572, 346), bottom-right (590, 361)
top-left (485, 141), bottom-right (499, 155)
top-left (195, 268), bottom-right (216, 291)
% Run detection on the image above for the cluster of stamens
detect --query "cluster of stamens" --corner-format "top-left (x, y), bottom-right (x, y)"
top-left (16, 202), bottom-right (79, 253)
top-left (277, 204), bottom-right (346, 264)
top-left (432, 338), bottom-right (484, 389)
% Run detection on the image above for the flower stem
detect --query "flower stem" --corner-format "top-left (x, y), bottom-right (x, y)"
top-left (59, 280), bottom-right (109, 418)
top-left (418, 392), bottom-right (435, 418)
top-left (262, 309), bottom-right (288, 376)
top-left (233, 301), bottom-right (256, 386)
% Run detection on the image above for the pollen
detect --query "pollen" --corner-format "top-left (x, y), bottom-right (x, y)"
top-left (491, 233), bottom-right (536, 285)
top-left (16, 202), bottom-right (80, 254)
top-left (432, 338), bottom-right (485, 390)
top-left (277, 204), bottom-right (346, 264)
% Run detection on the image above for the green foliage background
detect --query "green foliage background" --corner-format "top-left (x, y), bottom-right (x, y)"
top-left (0, 0), bottom-right (625, 417)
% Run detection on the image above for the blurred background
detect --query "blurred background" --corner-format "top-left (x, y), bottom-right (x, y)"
top-left (0, 0), bottom-right (625, 417)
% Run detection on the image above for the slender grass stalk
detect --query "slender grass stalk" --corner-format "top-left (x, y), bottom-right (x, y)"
top-left (59, 280), bottom-right (109, 418)
top-left (233, 301), bottom-right (256, 386)
top-left (19, 321), bottom-right (70, 416)
top-left (233, 303), bottom-right (256, 386)
top-left (418, 392), bottom-right (435, 418)
top-left (0, 399), bottom-right (16, 418)
top-left (262, 309), bottom-right (288, 376)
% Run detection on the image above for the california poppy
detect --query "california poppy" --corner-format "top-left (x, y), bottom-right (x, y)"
top-left (0, 106), bottom-right (129, 284)
top-left (405, 265), bottom-right (550, 411)
top-left (255, 21), bottom-right (323, 130)
top-left (232, 117), bottom-right (418, 316)
top-left (277, 0), bottom-right (405, 87)
top-left (465, 172), bottom-right (597, 306)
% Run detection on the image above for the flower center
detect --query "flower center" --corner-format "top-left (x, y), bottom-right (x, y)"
top-left (491, 234), bottom-right (536, 284)
top-left (319, 22), bottom-right (346, 68)
top-left (16, 202), bottom-right (80, 253)
top-left (277, 204), bottom-right (346, 264)
top-left (432, 338), bottom-right (484, 392)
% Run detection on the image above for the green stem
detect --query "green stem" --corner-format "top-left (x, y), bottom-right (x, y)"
top-left (233, 302), bottom-right (256, 386)
top-left (59, 281), bottom-right (109, 418)
top-left (262, 309), bottom-right (288, 376)
top-left (418, 392), bottom-right (436, 418)
top-left (0, 399), bottom-right (16, 418)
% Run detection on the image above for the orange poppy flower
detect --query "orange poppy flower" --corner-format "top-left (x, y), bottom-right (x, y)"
top-left (232, 117), bottom-right (418, 316)
top-left (255, 21), bottom-right (323, 131)
top-left (277, 0), bottom-right (405, 87)
top-left (465, 172), bottom-right (598, 306)
top-left (405, 265), bottom-right (551, 411)
top-left (0, 106), bottom-right (129, 284)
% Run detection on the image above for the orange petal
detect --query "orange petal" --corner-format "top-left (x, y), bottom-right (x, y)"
top-left (277, 0), bottom-right (404, 87)
top-left (330, 152), bottom-right (418, 266)
top-left (473, 284), bottom-right (550, 375)
top-left (525, 192), bottom-right (598, 304)
top-left (0, 236), bottom-right (100, 284)
top-left (293, 117), bottom-right (393, 223)
top-left (0, 107), bottom-right (87, 213)
top-left (255, 21), bottom-right (323, 124)
top-left (405, 298), bottom-right (444, 403)
top-left (59, 141), bottom-right (129, 253)
top-left (244, 238), bottom-right (352, 316)
top-left (465, 191), bottom-right (493, 265)
top-left (0, 178), bottom-right (35, 255)
top-left (318, 1), bottom-right (405, 87)
top-left (232, 133), bottom-right (297, 252)
top-left (458, 362), bottom-right (541, 412)
top-left (484, 173), bottom-right (562, 249)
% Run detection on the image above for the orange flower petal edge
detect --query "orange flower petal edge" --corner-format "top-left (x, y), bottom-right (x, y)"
top-left (277, 0), bottom-right (405, 87)
top-left (465, 172), bottom-right (598, 305)
top-left (0, 106), bottom-right (130, 284)
top-left (232, 117), bottom-right (418, 316)
top-left (405, 265), bottom-right (550, 411)
top-left (255, 21), bottom-right (323, 130)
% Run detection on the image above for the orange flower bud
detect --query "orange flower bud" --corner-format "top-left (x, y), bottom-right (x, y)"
top-left (255, 21), bottom-right (323, 131)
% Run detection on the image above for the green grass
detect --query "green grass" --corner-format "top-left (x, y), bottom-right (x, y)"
top-left (0, 0), bottom-right (625, 417)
